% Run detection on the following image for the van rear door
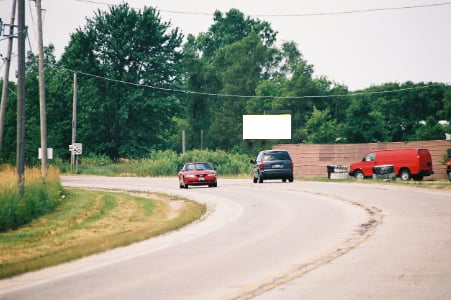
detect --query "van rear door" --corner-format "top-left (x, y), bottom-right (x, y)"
top-left (417, 149), bottom-right (433, 172)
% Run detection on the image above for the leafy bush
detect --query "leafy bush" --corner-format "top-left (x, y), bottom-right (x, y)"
top-left (59, 150), bottom-right (252, 177)
top-left (0, 165), bottom-right (63, 231)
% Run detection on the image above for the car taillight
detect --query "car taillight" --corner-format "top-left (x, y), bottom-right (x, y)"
top-left (290, 161), bottom-right (294, 168)
top-left (259, 163), bottom-right (265, 169)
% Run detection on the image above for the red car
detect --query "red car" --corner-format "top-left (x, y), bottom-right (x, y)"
top-left (178, 162), bottom-right (217, 188)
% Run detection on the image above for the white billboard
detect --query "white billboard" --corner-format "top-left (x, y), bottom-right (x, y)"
top-left (243, 114), bottom-right (291, 140)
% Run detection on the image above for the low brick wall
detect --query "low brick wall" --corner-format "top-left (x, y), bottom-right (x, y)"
top-left (274, 140), bottom-right (451, 180)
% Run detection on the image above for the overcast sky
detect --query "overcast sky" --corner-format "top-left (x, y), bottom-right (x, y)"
top-left (1, 0), bottom-right (450, 90)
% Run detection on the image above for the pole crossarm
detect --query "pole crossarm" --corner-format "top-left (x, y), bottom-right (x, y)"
top-left (0, 20), bottom-right (26, 41)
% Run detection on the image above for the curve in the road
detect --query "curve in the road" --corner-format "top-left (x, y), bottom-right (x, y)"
top-left (222, 191), bottom-right (383, 300)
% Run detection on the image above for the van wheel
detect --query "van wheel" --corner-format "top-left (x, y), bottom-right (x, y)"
top-left (258, 173), bottom-right (264, 183)
top-left (354, 171), bottom-right (364, 180)
top-left (400, 169), bottom-right (411, 181)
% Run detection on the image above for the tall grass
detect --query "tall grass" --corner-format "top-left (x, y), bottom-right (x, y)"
top-left (62, 150), bottom-right (252, 177)
top-left (0, 165), bottom-right (63, 231)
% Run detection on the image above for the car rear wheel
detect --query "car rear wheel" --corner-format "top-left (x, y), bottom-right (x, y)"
top-left (399, 168), bottom-right (411, 181)
top-left (258, 172), bottom-right (263, 183)
top-left (448, 171), bottom-right (451, 181)
top-left (253, 174), bottom-right (258, 183)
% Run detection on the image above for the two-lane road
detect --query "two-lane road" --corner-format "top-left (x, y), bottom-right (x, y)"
top-left (1, 177), bottom-right (450, 299)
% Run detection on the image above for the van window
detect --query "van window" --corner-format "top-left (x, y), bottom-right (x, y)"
top-left (364, 153), bottom-right (375, 162)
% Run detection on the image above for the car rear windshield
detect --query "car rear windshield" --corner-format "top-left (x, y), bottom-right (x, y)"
top-left (187, 163), bottom-right (212, 170)
top-left (263, 152), bottom-right (291, 161)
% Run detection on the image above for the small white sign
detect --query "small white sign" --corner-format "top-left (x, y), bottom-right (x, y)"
top-left (69, 143), bottom-right (83, 155)
top-left (38, 148), bottom-right (53, 159)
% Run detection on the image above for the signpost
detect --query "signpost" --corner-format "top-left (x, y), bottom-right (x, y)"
top-left (69, 143), bottom-right (82, 173)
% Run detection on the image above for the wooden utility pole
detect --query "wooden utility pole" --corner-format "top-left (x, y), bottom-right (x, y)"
top-left (71, 72), bottom-right (77, 172)
top-left (200, 129), bottom-right (204, 150)
top-left (35, 0), bottom-right (48, 176)
top-left (182, 130), bottom-right (186, 153)
top-left (0, 0), bottom-right (17, 155)
top-left (17, 0), bottom-right (26, 196)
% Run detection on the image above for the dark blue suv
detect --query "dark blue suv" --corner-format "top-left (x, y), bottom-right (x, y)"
top-left (250, 150), bottom-right (294, 183)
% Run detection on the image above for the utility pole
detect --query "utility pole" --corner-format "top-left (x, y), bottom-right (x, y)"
top-left (17, 0), bottom-right (26, 196)
top-left (200, 129), bottom-right (204, 150)
top-left (182, 130), bottom-right (186, 153)
top-left (0, 0), bottom-right (17, 155)
top-left (35, 0), bottom-right (48, 176)
top-left (71, 72), bottom-right (77, 172)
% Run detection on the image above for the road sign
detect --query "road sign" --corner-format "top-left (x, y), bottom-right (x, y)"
top-left (69, 143), bottom-right (82, 155)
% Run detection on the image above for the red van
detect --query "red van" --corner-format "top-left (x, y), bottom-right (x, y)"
top-left (349, 148), bottom-right (433, 181)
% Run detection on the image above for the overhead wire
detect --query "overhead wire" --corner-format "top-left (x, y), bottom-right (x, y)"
top-left (47, 63), bottom-right (449, 100)
top-left (71, 1), bottom-right (451, 17)
top-left (3, 1), bottom-right (449, 95)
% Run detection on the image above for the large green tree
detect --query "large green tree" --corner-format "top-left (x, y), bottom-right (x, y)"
top-left (182, 9), bottom-right (278, 151)
top-left (60, 3), bottom-right (183, 159)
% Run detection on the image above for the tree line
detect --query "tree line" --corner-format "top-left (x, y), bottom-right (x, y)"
top-left (0, 4), bottom-right (450, 164)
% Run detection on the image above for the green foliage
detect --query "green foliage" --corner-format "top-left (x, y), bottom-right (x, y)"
top-left (1, 7), bottom-right (450, 164)
top-left (60, 3), bottom-right (184, 159)
top-left (416, 116), bottom-right (449, 140)
top-left (0, 167), bottom-right (63, 232)
top-left (301, 107), bottom-right (342, 143)
top-left (62, 150), bottom-right (251, 177)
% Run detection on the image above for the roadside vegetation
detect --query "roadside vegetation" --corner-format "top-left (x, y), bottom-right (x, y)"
top-left (56, 149), bottom-right (252, 177)
top-left (0, 186), bottom-right (206, 279)
top-left (0, 165), bottom-right (62, 232)
top-left (302, 176), bottom-right (451, 189)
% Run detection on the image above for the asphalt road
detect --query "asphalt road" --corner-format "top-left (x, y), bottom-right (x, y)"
top-left (1, 177), bottom-right (450, 299)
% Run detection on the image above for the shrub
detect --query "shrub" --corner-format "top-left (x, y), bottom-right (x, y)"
top-left (0, 165), bottom-right (62, 231)
top-left (56, 150), bottom-right (252, 177)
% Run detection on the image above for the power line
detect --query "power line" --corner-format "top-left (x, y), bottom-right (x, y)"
top-left (47, 63), bottom-right (450, 100)
top-left (252, 3), bottom-right (451, 17)
top-left (71, 1), bottom-right (451, 17)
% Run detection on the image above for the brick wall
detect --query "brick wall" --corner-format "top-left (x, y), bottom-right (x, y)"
top-left (273, 140), bottom-right (451, 180)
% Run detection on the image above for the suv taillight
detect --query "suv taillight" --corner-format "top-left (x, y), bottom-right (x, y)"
top-left (259, 163), bottom-right (265, 169)
top-left (290, 161), bottom-right (293, 168)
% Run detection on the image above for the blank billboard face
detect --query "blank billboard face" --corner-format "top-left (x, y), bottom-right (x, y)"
top-left (243, 115), bottom-right (291, 140)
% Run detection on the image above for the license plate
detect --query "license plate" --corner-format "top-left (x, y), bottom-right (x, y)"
top-left (199, 177), bottom-right (205, 181)
top-left (272, 164), bottom-right (283, 168)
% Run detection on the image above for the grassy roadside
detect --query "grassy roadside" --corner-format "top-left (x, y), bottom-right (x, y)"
top-left (300, 177), bottom-right (451, 190)
top-left (0, 188), bottom-right (206, 279)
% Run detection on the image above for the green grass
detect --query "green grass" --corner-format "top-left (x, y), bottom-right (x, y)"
top-left (0, 188), bottom-right (206, 279)
top-left (0, 165), bottom-right (63, 231)
top-left (57, 150), bottom-right (252, 177)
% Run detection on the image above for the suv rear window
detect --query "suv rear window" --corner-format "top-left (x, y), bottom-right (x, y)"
top-left (263, 152), bottom-right (291, 161)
